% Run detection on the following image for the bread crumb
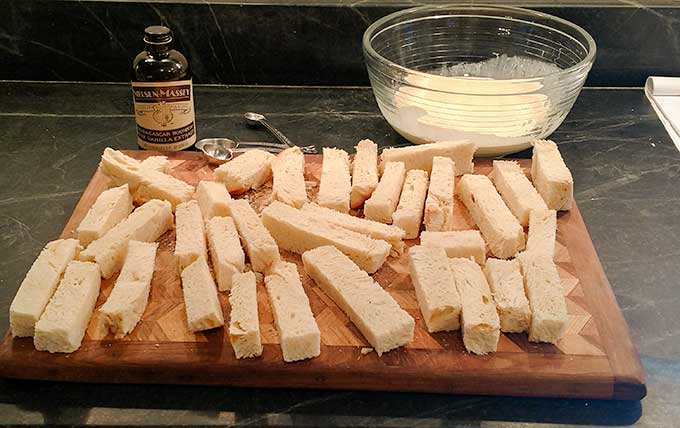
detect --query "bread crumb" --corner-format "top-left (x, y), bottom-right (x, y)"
top-left (360, 347), bottom-right (374, 355)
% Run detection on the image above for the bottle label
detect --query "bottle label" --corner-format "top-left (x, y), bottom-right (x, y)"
top-left (131, 79), bottom-right (196, 151)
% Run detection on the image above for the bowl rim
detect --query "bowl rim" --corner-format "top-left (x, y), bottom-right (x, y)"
top-left (362, 4), bottom-right (597, 85)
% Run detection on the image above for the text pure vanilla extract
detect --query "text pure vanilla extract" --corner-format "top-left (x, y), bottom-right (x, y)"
top-left (131, 26), bottom-right (196, 151)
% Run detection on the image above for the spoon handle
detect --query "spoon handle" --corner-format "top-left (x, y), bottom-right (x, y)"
top-left (232, 147), bottom-right (283, 154)
top-left (259, 118), bottom-right (295, 147)
top-left (237, 141), bottom-right (289, 149)
top-left (236, 141), bottom-right (318, 153)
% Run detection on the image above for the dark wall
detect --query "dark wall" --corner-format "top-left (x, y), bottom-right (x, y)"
top-left (1, 0), bottom-right (677, 86)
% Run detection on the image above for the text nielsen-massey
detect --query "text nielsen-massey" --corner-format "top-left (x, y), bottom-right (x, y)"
top-left (132, 85), bottom-right (191, 103)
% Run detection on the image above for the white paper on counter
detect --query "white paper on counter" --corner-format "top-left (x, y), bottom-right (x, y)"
top-left (645, 76), bottom-right (680, 151)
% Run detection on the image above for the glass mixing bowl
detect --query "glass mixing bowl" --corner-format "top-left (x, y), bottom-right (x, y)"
top-left (363, 5), bottom-right (596, 156)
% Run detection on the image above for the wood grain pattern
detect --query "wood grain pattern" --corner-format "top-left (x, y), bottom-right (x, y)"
top-left (0, 151), bottom-right (646, 400)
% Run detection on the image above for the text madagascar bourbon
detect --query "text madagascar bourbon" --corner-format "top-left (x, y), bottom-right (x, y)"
top-left (132, 26), bottom-right (196, 151)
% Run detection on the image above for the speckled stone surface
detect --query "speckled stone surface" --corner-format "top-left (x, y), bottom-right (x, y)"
top-left (2, 0), bottom-right (680, 86)
top-left (0, 82), bottom-right (678, 427)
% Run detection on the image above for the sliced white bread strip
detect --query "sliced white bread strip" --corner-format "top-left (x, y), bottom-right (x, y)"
top-left (99, 148), bottom-right (194, 209)
top-left (100, 147), bottom-right (141, 187)
top-left (392, 169), bottom-right (429, 239)
top-left (228, 271), bottom-right (263, 359)
top-left (132, 177), bottom-right (193, 210)
top-left (350, 139), bottom-right (379, 208)
top-left (206, 216), bottom-right (245, 291)
top-left (99, 240), bottom-right (158, 338)
top-left (139, 155), bottom-right (170, 173)
top-left (300, 203), bottom-right (405, 256)
top-left (363, 161), bottom-right (405, 223)
top-left (174, 200), bottom-right (207, 272)
top-left (264, 261), bottom-right (320, 362)
top-left (214, 149), bottom-right (276, 194)
top-left (457, 174), bottom-right (525, 259)
top-left (424, 156), bottom-right (455, 232)
top-left (531, 140), bottom-right (573, 211)
top-left (271, 146), bottom-right (308, 208)
top-left (106, 155), bottom-right (169, 187)
top-left (9, 239), bottom-right (81, 337)
top-left (491, 160), bottom-right (547, 226)
top-left (77, 184), bottom-right (133, 246)
top-left (380, 140), bottom-right (476, 175)
top-left (80, 199), bottom-right (173, 279)
top-left (194, 180), bottom-right (231, 220)
top-left (526, 209), bottom-right (557, 258)
top-left (317, 147), bottom-right (351, 213)
top-left (483, 258), bottom-right (531, 333)
top-left (262, 201), bottom-right (390, 274)
top-left (181, 257), bottom-right (225, 332)
top-left (228, 199), bottom-right (280, 274)
top-left (420, 230), bottom-right (486, 265)
top-left (33, 261), bottom-right (101, 353)
top-left (408, 245), bottom-right (461, 333)
top-left (517, 252), bottom-right (568, 344)
top-left (302, 246), bottom-right (414, 355)
top-left (449, 257), bottom-right (500, 355)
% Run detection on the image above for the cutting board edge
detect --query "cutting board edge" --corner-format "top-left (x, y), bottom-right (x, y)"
top-left (558, 208), bottom-right (647, 401)
top-left (0, 338), bottom-right (644, 400)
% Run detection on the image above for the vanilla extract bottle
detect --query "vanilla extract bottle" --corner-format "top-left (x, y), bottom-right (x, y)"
top-left (131, 26), bottom-right (196, 151)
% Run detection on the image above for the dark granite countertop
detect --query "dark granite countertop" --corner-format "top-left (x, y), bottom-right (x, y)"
top-left (0, 81), bottom-right (678, 427)
top-left (6, 0), bottom-right (680, 87)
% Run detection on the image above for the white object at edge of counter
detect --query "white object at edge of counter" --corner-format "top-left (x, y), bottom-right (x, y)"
top-left (645, 76), bottom-right (680, 152)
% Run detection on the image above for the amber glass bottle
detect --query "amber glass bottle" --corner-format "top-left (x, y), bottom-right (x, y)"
top-left (131, 26), bottom-right (196, 151)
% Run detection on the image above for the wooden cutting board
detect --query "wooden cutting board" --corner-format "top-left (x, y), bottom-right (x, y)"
top-left (0, 151), bottom-right (646, 400)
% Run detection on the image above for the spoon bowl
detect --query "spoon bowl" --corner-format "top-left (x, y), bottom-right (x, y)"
top-left (195, 138), bottom-right (236, 163)
top-left (244, 112), bottom-right (266, 126)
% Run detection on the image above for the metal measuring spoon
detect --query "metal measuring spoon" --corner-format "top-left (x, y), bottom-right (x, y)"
top-left (195, 138), bottom-right (286, 164)
top-left (195, 137), bottom-right (317, 164)
top-left (244, 112), bottom-right (295, 148)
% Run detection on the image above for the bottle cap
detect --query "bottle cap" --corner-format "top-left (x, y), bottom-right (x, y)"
top-left (144, 26), bottom-right (172, 45)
